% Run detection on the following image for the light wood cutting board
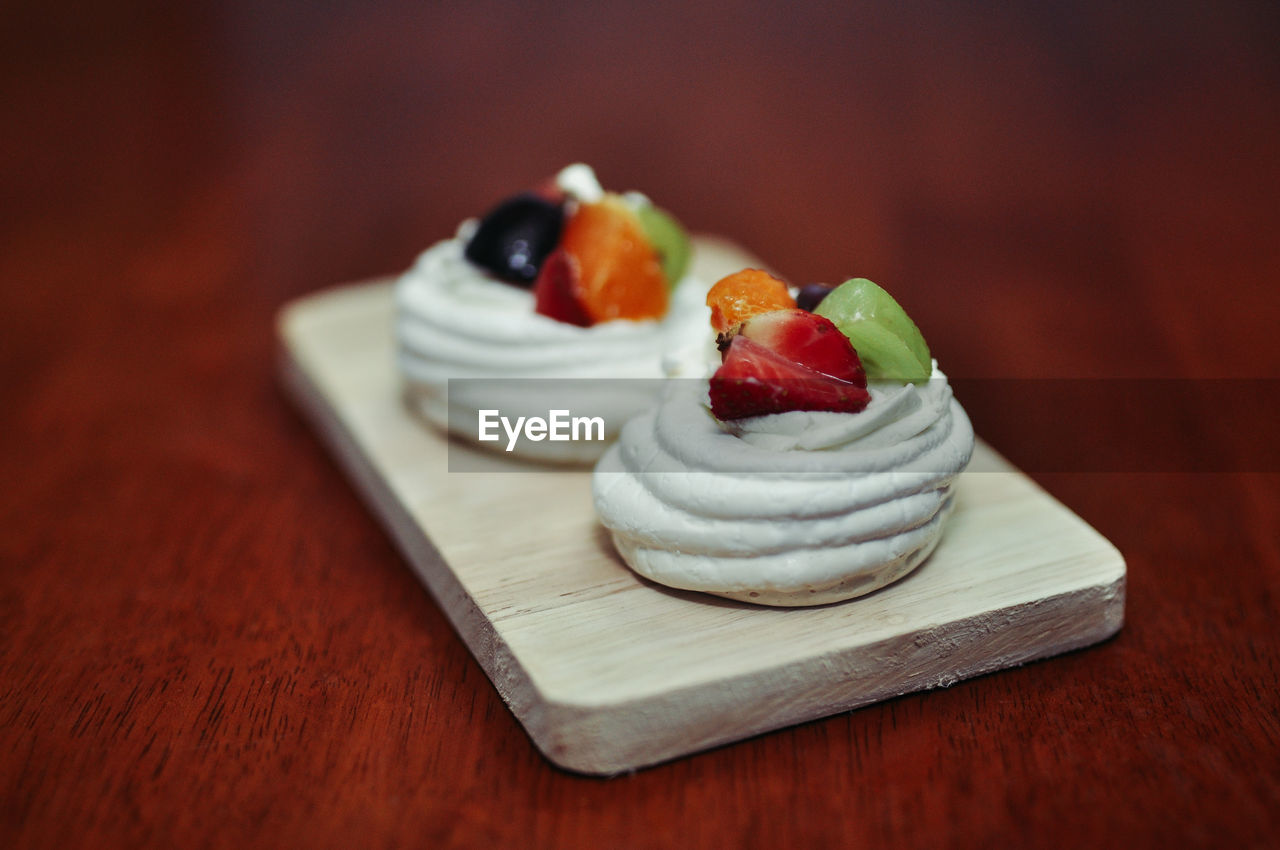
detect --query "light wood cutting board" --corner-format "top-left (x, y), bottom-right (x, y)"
top-left (277, 238), bottom-right (1125, 775)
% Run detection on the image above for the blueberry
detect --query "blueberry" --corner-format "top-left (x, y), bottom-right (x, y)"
top-left (464, 193), bottom-right (564, 285)
top-left (796, 282), bottom-right (836, 312)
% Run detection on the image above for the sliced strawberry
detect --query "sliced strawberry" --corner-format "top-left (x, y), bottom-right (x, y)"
top-left (736, 308), bottom-right (866, 385)
top-left (533, 249), bottom-right (592, 327)
top-left (710, 336), bottom-right (871, 420)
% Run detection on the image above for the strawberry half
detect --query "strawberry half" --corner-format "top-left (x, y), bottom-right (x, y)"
top-left (734, 308), bottom-right (866, 384)
top-left (533, 249), bottom-right (592, 327)
top-left (710, 336), bottom-right (871, 420)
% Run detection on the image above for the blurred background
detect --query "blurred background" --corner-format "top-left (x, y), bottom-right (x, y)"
top-left (5, 0), bottom-right (1278, 382)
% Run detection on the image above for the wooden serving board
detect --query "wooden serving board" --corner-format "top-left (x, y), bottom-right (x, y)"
top-left (277, 239), bottom-right (1125, 775)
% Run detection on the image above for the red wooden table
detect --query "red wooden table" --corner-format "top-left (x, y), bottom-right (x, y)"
top-left (3, 2), bottom-right (1277, 847)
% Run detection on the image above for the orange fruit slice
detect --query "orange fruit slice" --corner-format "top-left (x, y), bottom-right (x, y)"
top-left (706, 269), bottom-right (795, 333)
top-left (560, 197), bottom-right (669, 323)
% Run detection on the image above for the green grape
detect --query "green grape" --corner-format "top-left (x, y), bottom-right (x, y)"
top-left (635, 203), bottom-right (692, 290)
top-left (814, 278), bottom-right (932, 383)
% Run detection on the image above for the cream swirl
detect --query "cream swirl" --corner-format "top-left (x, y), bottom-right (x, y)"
top-left (395, 223), bottom-right (708, 461)
top-left (592, 364), bottom-right (974, 604)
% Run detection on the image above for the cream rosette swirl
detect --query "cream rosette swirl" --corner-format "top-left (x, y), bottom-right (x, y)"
top-left (593, 364), bottom-right (974, 605)
top-left (395, 167), bottom-right (708, 463)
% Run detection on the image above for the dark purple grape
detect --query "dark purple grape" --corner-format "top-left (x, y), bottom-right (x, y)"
top-left (464, 193), bottom-right (564, 285)
top-left (796, 282), bottom-right (836, 312)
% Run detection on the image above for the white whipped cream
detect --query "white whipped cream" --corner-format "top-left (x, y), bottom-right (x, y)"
top-left (593, 363), bottom-right (974, 604)
top-left (396, 222), bottom-right (708, 462)
top-left (555, 163), bottom-right (605, 202)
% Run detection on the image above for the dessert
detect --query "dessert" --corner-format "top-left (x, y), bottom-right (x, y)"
top-left (593, 271), bottom-right (974, 606)
top-left (396, 164), bottom-right (707, 461)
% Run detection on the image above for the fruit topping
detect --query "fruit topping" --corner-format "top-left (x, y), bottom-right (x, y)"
top-left (635, 203), bottom-right (692, 289)
top-left (464, 193), bottom-right (565, 285)
top-left (710, 336), bottom-right (871, 420)
top-left (532, 249), bottom-right (592, 327)
top-left (549, 196), bottom-right (669, 323)
top-left (796, 282), bottom-right (836, 313)
top-left (530, 176), bottom-right (568, 204)
top-left (710, 307), bottom-right (869, 420)
top-left (814, 278), bottom-right (932, 382)
top-left (734, 309), bottom-right (866, 384)
top-left (464, 168), bottom-right (687, 326)
top-left (705, 269), bottom-right (796, 333)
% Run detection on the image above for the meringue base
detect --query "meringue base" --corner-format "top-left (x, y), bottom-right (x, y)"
top-left (608, 497), bottom-right (951, 607)
top-left (592, 371), bottom-right (974, 608)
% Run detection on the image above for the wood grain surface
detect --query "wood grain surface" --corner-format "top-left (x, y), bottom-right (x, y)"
top-left (280, 273), bottom-right (1124, 774)
top-left (2, 1), bottom-right (1277, 847)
